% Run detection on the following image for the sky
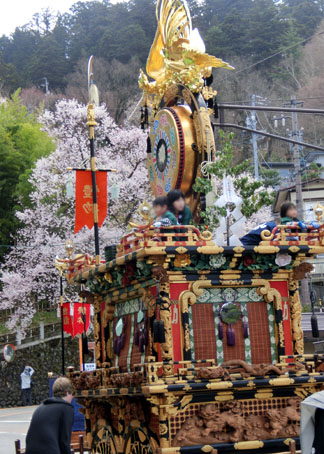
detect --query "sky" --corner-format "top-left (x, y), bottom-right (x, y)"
top-left (0, 0), bottom-right (122, 36)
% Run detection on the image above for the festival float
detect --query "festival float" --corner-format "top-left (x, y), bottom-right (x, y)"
top-left (61, 1), bottom-right (324, 452)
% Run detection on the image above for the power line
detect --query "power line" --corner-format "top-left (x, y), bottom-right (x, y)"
top-left (217, 29), bottom-right (324, 82)
top-left (221, 96), bottom-right (324, 105)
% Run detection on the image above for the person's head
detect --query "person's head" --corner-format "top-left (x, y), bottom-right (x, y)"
top-left (167, 189), bottom-right (185, 213)
top-left (280, 202), bottom-right (298, 219)
top-left (53, 377), bottom-right (73, 404)
top-left (153, 196), bottom-right (168, 218)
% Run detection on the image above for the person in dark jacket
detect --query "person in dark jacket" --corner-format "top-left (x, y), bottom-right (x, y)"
top-left (240, 220), bottom-right (279, 246)
top-left (167, 190), bottom-right (193, 225)
top-left (26, 377), bottom-right (74, 454)
top-left (152, 196), bottom-right (178, 227)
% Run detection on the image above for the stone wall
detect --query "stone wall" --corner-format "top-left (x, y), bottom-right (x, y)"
top-left (0, 337), bottom-right (79, 407)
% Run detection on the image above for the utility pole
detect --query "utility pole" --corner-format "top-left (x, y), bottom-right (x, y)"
top-left (290, 96), bottom-right (310, 305)
top-left (251, 94), bottom-right (259, 180)
top-left (291, 96), bottom-right (303, 218)
top-left (41, 77), bottom-right (49, 95)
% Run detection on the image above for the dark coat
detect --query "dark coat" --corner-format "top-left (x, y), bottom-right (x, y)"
top-left (177, 205), bottom-right (193, 225)
top-left (313, 408), bottom-right (324, 453)
top-left (26, 397), bottom-right (74, 454)
top-left (240, 221), bottom-right (277, 246)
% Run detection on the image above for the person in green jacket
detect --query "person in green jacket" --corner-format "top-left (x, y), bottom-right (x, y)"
top-left (280, 201), bottom-right (320, 240)
top-left (167, 189), bottom-right (193, 225)
top-left (280, 202), bottom-right (301, 225)
top-left (280, 201), bottom-right (319, 228)
top-left (153, 196), bottom-right (178, 227)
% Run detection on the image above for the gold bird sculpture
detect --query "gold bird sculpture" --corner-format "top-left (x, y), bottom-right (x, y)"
top-left (139, 0), bottom-right (234, 107)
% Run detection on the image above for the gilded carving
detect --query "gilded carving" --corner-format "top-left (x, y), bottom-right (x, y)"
top-left (159, 423), bottom-right (168, 436)
top-left (278, 322), bottom-right (285, 349)
top-left (184, 324), bottom-right (190, 352)
top-left (192, 108), bottom-right (216, 155)
top-left (190, 280), bottom-right (212, 298)
top-left (253, 279), bottom-right (282, 311)
top-left (182, 88), bottom-right (193, 106)
top-left (102, 303), bottom-right (114, 328)
top-left (289, 280), bottom-right (304, 355)
top-left (174, 253), bottom-right (191, 267)
top-left (163, 84), bottom-right (179, 105)
top-left (159, 283), bottom-right (174, 374)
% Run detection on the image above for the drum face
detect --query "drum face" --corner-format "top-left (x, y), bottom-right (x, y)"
top-left (147, 105), bottom-right (197, 198)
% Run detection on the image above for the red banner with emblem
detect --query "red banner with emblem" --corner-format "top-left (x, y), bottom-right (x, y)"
top-left (74, 171), bottom-right (108, 234)
top-left (62, 303), bottom-right (73, 336)
top-left (73, 303), bottom-right (91, 337)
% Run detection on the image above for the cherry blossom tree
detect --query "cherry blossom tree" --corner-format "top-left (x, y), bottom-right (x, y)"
top-left (0, 99), bottom-right (150, 333)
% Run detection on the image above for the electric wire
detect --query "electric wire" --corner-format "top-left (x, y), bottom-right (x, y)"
top-left (217, 29), bottom-right (324, 82)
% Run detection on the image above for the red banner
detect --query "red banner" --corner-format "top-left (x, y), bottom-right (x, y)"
top-left (73, 303), bottom-right (90, 337)
top-left (62, 303), bottom-right (73, 337)
top-left (74, 171), bottom-right (107, 234)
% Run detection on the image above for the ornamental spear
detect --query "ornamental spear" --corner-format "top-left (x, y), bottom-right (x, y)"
top-left (87, 56), bottom-right (101, 266)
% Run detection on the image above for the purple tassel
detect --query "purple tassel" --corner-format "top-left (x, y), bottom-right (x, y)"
top-left (134, 329), bottom-right (139, 346)
top-left (243, 320), bottom-right (249, 339)
top-left (218, 322), bottom-right (224, 340)
top-left (227, 325), bottom-right (235, 346)
top-left (139, 334), bottom-right (144, 353)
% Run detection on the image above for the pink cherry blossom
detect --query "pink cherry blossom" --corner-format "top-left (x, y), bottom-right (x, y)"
top-left (0, 99), bottom-right (150, 335)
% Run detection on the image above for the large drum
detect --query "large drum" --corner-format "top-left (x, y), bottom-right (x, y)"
top-left (147, 105), bottom-right (198, 206)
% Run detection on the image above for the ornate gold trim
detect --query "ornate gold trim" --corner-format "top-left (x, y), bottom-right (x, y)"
top-left (289, 279), bottom-right (304, 355)
top-left (179, 279), bottom-right (286, 360)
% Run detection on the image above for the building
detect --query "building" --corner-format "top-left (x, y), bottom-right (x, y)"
top-left (273, 177), bottom-right (324, 222)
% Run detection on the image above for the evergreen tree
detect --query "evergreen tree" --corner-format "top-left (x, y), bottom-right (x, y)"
top-left (0, 92), bottom-right (55, 259)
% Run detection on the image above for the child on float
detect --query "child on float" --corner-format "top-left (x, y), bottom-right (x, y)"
top-left (280, 202), bottom-right (319, 228)
top-left (152, 196), bottom-right (178, 228)
top-left (280, 201), bottom-right (319, 240)
top-left (167, 189), bottom-right (193, 225)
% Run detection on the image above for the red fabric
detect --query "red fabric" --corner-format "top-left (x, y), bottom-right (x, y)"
top-left (170, 283), bottom-right (189, 299)
top-left (270, 281), bottom-right (293, 356)
top-left (74, 170), bottom-right (107, 234)
top-left (170, 283), bottom-right (189, 367)
top-left (73, 303), bottom-right (90, 337)
top-left (62, 303), bottom-right (73, 336)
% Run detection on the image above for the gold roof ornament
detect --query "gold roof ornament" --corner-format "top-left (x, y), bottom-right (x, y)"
top-left (128, 201), bottom-right (153, 229)
top-left (314, 203), bottom-right (324, 222)
top-left (139, 0), bottom-right (234, 110)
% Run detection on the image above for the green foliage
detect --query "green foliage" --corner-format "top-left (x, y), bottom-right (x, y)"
top-left (0, 91), bottom-right (54, 259)
top-left (302, 163), bottom-right (322, 182)
top-left (259, 168), bottom-right (281, 188)
top-left (193, 131), bottom-right (275, 229)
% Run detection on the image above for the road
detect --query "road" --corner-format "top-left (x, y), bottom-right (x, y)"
top-left (0, 406), bottom-right (35, 454)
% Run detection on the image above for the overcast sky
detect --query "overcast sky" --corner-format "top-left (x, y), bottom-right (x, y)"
top-left (0, 0), bottom-right (121, 36)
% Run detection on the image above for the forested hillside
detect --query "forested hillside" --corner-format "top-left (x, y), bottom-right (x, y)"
top-left (0, 0), bottom-right (323, 97)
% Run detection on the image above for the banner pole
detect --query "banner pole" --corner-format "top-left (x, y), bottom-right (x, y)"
top-left (59, 270), bottom-right (65, 376)
top-left (87, 56), bottom-right (100, 266)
